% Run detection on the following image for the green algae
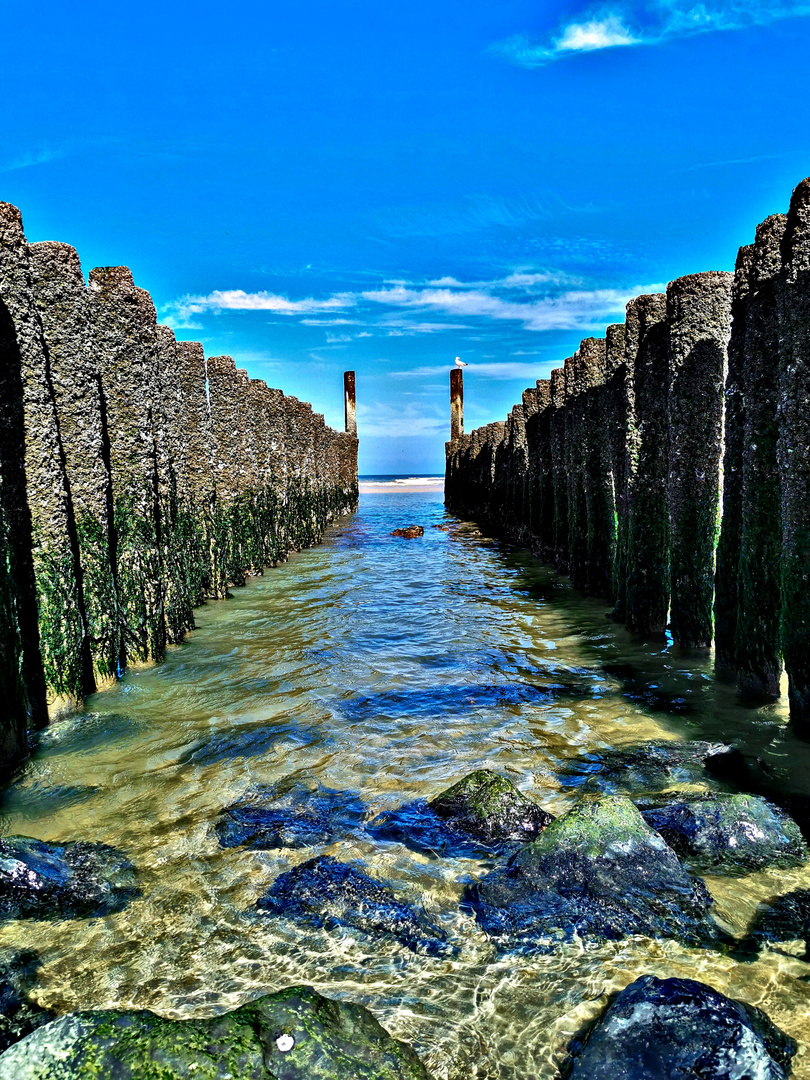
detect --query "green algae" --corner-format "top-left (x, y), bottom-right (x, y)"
top-left (0, 986), bottom-right (431, 1080)
top-left (32, 542), bottom-right (87, 702)
top-left (431, 770), bottom-right (531, 824)
top-left (73, 514), bottom-right (118, 683)
top-left (512, 795), bottom-right (654, 864)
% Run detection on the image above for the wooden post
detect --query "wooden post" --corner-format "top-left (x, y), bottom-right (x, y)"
top-left (450, 367), bottom-right (463, 440)
top-left (344, 371), bottom-right (357, 436)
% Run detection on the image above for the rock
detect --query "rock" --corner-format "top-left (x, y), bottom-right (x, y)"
top-left (641, 794), bottom-right (807, 875)
top-left (368, 770), bottom-right (553, 857)
top-left (737, 888), bottom-right (810, 961)
top-left (216, 780), bottom-right (367, 850)
top-left (0, 837), bottom-right (139, 921)
top-left (390, 526), bottom-right (424, 538)
top-left (463, 797), bottom-right (718, 951)
top-left (561, 975), bottom-right (796, 1080)
top-left (560, 740), bottom-right (747, 797)
top-left (0, 951), bottom-right (54, 1053)
top-left (256, 856), bottom-right (454, 957)
top-left (0, 984), bottom-right (432, 1079)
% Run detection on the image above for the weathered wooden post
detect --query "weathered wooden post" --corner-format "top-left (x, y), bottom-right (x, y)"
top-left (549, 367), bottom-right (568, 571)
top-left (714, 247), bottom-right (753, 672)
top-left (736, 215), bottom-right (786, 698)
top-left (625, 294), bottom-right (670, 637)
top-left (0, 291), bottom-right (47, 759)
top-left (1, 203), bottom-right (88, 709)
top-left (777, 177), bottom-right (810, 731)
top-left (28, 240), bottom-right (116, 687)
top-left (667, 271), bottom-right (733, 649)
top-left (344, 370), bottom-right (357, 436)
top-left (450, 367), bottom-right (463, 441)
top-left (604, 323), bottom-right (631, 618)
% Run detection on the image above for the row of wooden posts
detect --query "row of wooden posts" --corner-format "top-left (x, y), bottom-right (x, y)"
top-left (445, 176), bottom-right (810, 735)
top-left (0, 200), bottom-right (359, 773)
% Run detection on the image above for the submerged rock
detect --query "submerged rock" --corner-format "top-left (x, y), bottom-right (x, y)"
top-left (641, 794), bottom-right (807, 875)
top-left (216, 780), bottom-right (367, 850)
top-left (464, 796), bottom-right (718, 951)
top-left (561, 975), bottom-right (796, 1080)
top-left (256, 855), bottom-right (453, 957)
top-left (737, 888), bottom-right (810, 961)
top-left (0, 984), bottom-right (432, 1079)
top-left (369, 770), bottom-right (553, 857)
top-left (0, 837), bottom-right (138, 921)
top-left (560, 740), bottom-right (746, 797)
top-left (0, 951), bottom-right (54, 1053)
top-left (390, 526), bottom-right (424, 538)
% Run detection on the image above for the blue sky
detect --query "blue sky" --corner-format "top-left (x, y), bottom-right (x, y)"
top-left (3, 1), bottom-right (809, 473)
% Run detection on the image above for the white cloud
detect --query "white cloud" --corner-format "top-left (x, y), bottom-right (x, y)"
top-left (495, 0), bottom-right (810, 66)
top-left (362, 283), bottom-right (663, 332)
top-left (556, 14), bottom-right (640, 51)
top-left (299, 317), bottom-right (362, 326)
top-left (163, 289), bottom-right (356, 324)
top-left (164, 272), bottom-right (663, 340)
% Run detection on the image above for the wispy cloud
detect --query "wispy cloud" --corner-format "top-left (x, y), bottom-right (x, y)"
top-left (495, 0), bottom-right (810, 67)
top-left (355, 400), bottom-right (446, 438)
top-left (361, 282), bottom-right (662, 332)
top-left (164, 271), bottom-right (662, 338)
top-left (393, 362), bottom-right (547, 381)
top-left (0, 147), bottom-right (66, 173)
top-left (163, 288), bottom-right (356, 326)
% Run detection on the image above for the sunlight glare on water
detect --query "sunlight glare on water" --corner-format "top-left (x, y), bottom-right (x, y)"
top-left (2, 490), bottom-right (810, 1078)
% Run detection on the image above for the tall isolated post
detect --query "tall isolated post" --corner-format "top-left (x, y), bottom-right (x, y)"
top-left (450, 367), bottom-right (463, 440)
top-left (344, 370), bottom-right (357, 436)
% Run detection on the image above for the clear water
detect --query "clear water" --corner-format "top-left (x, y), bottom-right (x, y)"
top-left (3, 491), bottom-right (810, 1078)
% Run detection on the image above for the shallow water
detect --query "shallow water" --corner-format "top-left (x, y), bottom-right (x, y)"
top-left (3, 491), bottom-right (810, 1078)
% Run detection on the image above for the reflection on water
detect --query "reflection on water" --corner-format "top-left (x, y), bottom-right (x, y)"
top-left (3, 491), bottom-right (810, 1078)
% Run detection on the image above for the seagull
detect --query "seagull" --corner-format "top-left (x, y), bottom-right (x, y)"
top-left (454, 357), bottom-right (468, 368)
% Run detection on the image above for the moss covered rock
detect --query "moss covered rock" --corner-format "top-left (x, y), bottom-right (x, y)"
top-left (256, 856), bottom-right (454, 957)
top-left (0, 837), bottom-right (138, 921)
top-left (464, 797), bottom-right (718, 950)
top-left (561, 975), bottom-right (795, 1080)
top-left (0, 985), bottom-right (432, 1079)
top-left (369, 770), bottom-right (553, 858)
top-left (641, 794), bottom-right (807, 875)
top-left (561, 740), bottom-right (746, 798)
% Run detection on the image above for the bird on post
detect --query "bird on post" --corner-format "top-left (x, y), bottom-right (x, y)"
top-left (454, 356), bottom-right (468, 367)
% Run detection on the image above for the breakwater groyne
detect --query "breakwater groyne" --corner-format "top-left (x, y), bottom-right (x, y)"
top-left (0, 202), bottom-right (358, 771)
top-left (446, 176), bottom-right (810, 733)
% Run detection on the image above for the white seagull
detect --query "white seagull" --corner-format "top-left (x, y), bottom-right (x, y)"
top-left (454, 357), bottom-right (468, 368)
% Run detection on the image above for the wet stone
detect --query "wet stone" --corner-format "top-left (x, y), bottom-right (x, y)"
top-left (0, 837), bottom-right (139, 921)
top-left (0, 951), bottom-right (54, 1054)
top-left (255, 855), bottom-right (454, 957)
top-left (368, 770), bottom-right (554, 857)
top-left (737, 888), bottom-right (810, 962)
top-left (641, 794), bottom-right (807, 876)
top-left (560, 740), bottom-right (746, 797)
top-left (463, 797), bottom-right (719, 951)
top-left (561, 975), bottom-right (796, 1080)
top-left (390, 526), bottom-right (424, 538)
top-left (0, 984), bottom-right (432, 1080)
top-left (216, 780), bottom-right (367, 850)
